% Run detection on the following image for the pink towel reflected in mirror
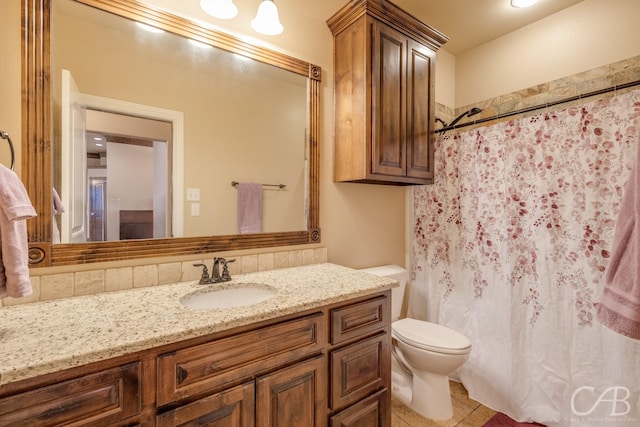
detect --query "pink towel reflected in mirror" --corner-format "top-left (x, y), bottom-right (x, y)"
top-left (237, 182), bottom-right (262, 234)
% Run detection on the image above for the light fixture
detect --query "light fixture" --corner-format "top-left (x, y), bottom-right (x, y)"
top-left (251, 0), bottom-right (284, 36)
top-left (200, 0), bottom-right (238, 20)
top-left (511, 0), bottom-right (539, 7)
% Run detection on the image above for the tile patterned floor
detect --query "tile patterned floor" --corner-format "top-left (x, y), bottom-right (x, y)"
top-left (391, 381), bottom-right (497, 427)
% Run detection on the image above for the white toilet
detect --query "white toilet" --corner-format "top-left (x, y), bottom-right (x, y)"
top-left (360, 265), bottom-right (471, 420)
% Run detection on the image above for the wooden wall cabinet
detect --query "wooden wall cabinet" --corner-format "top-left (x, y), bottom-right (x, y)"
top-left (0, 292), bottom-right (391, 427)
top-left (327, 0), bottom-right (448, 185)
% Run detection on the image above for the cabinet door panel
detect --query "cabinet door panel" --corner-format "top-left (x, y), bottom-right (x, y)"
top-left (371, 22), bottom-right (406, 177)
top-left (406, 39), bottom-right (435, 180)
top-left (330, 334), bottom-right (389, 411)
top-left (332, 18), bottom-right (368, 182)
top-left (0, 362), bottom-right (141, 427)
top-left (330, 389), bottom-right (388, 427)
top-left (156, 382), bottom-right (254, 427)
top-left (256, 356), bottom-right (326, 427)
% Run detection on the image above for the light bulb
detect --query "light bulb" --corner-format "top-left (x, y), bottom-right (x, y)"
top-left (200, 0), bottom-right (238, 20)
top-left (251, 0), bottom-right (283, 36)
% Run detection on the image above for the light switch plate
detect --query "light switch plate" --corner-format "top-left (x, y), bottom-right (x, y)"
top-left (191, 203), bottom-right (200, 216)
top-left (186, 188), bottom-right (200, 201)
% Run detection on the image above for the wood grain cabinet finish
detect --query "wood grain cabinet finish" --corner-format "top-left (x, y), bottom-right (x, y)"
top-left (327, 0), bottom-right (448, 185)
top-left (330, 389), bottom-right (388, 427)
top-left (156, 382), bottom-right (255, 427)
top-left (157, 313), bottom-right (325, 406)
top-left (0, 362), bottom-right (141, 426)
top-left (256, 356), bottom-right (326, 427)
top-left (330, 334), bottom-right (389, 411)
top-left (331, 295), bottom-right (388, 345)
top-left (156, 356), bottom-right (326, 427)
top-left (0, 291), bottom-right (392, 426)
top-left (328, 293), bottom-right (391, 426)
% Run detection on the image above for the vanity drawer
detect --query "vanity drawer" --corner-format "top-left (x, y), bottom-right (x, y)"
top-left (0, 362), bottom-right (141, 426)
top-left (330, 388), bottom-right (389, 427)
top-left (331, 295), bottom-right (389, 344)
top-left (156, 381), bottom-right (255, 427)
top-left (157, 313), bottom-right (325, 406)
top-left (330, 333), bottom-right (390, 411)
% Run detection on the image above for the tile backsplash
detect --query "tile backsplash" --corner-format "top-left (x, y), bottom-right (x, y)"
top-left (1, 246), bottom-right (327, 307)
top-left (436, 54), bottom-right (640, 129)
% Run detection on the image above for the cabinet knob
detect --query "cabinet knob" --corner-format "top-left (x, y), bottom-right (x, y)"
top-left (177, 366), bottom-right (189, 384)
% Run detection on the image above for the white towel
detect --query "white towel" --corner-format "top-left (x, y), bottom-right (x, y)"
top-left (0, 164), bottom-right (37, 298)
top-left (237, 182), bottom-right (262, 234)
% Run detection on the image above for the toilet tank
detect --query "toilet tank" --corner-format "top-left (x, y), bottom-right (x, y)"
top-left (359, 265), bottom-right (407, 321)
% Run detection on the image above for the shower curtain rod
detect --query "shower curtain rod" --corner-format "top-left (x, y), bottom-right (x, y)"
top-left (436, 78), bottom-right (640, 134)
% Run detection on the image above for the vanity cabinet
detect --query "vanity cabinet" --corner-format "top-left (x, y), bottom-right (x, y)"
top-left (327, 0), bottom-right (448, 185)
top-left (0, 290), bottom-right (391, 427)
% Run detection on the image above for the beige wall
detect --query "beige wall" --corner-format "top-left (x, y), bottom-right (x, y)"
top-left (0, 1), bottom-right (21, 173)
top-left (3, 0), bottom-right (640, 279)
top-left (434, 50), bottom-right (456, 108)
top-left (455, 0), bottom-right (640, 107)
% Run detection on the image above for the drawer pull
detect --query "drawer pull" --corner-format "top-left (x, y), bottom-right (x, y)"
top-left (177, 366), bottom-right (189, 384)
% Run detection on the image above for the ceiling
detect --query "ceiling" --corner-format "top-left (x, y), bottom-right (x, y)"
top-left (394, 0), bottom-right (584, 54)
top-left (142, 0), bottom-right (585, 56)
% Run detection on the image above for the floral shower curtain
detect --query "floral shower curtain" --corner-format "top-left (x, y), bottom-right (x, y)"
top-left (411, 90), bottom-right (640, 426)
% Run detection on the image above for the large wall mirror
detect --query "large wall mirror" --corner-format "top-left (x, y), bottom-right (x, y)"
top-left (23, 0), bottom-right (321, 267)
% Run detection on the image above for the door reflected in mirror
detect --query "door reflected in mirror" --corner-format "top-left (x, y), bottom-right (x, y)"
top-left (83, 113), bottom-right (171, 243)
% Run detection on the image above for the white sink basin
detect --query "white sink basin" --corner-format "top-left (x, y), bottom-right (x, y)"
top-left (180, 284), bottom-right (276, 309)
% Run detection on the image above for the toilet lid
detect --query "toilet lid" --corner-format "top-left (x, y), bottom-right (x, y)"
top-left (392, 318), bottom-right (471, 354)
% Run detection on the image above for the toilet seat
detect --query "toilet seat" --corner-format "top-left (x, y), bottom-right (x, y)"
top-left (392, 318), bottom-right (471, 355)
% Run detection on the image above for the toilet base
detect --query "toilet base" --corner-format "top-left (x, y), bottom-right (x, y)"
top-left (411, 371), bottom-right (453, 420)
top-left (391, 364), bottom-right (413, 406)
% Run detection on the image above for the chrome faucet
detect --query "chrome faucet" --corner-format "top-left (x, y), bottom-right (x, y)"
top-left (193, 258), bottom-right (236, 284)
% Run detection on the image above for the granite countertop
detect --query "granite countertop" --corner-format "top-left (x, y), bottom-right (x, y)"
top-left (0, 263), bottom-right (397, 387)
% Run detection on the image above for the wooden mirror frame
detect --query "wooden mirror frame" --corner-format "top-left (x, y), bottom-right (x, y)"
top-left (23, 0), bottom-right (321, 267)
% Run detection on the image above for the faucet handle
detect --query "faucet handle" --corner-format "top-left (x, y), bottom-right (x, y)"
top-left (220, 259), bottom-right (236, 281)
top-left (192, 263), bottom-right (211, 284)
